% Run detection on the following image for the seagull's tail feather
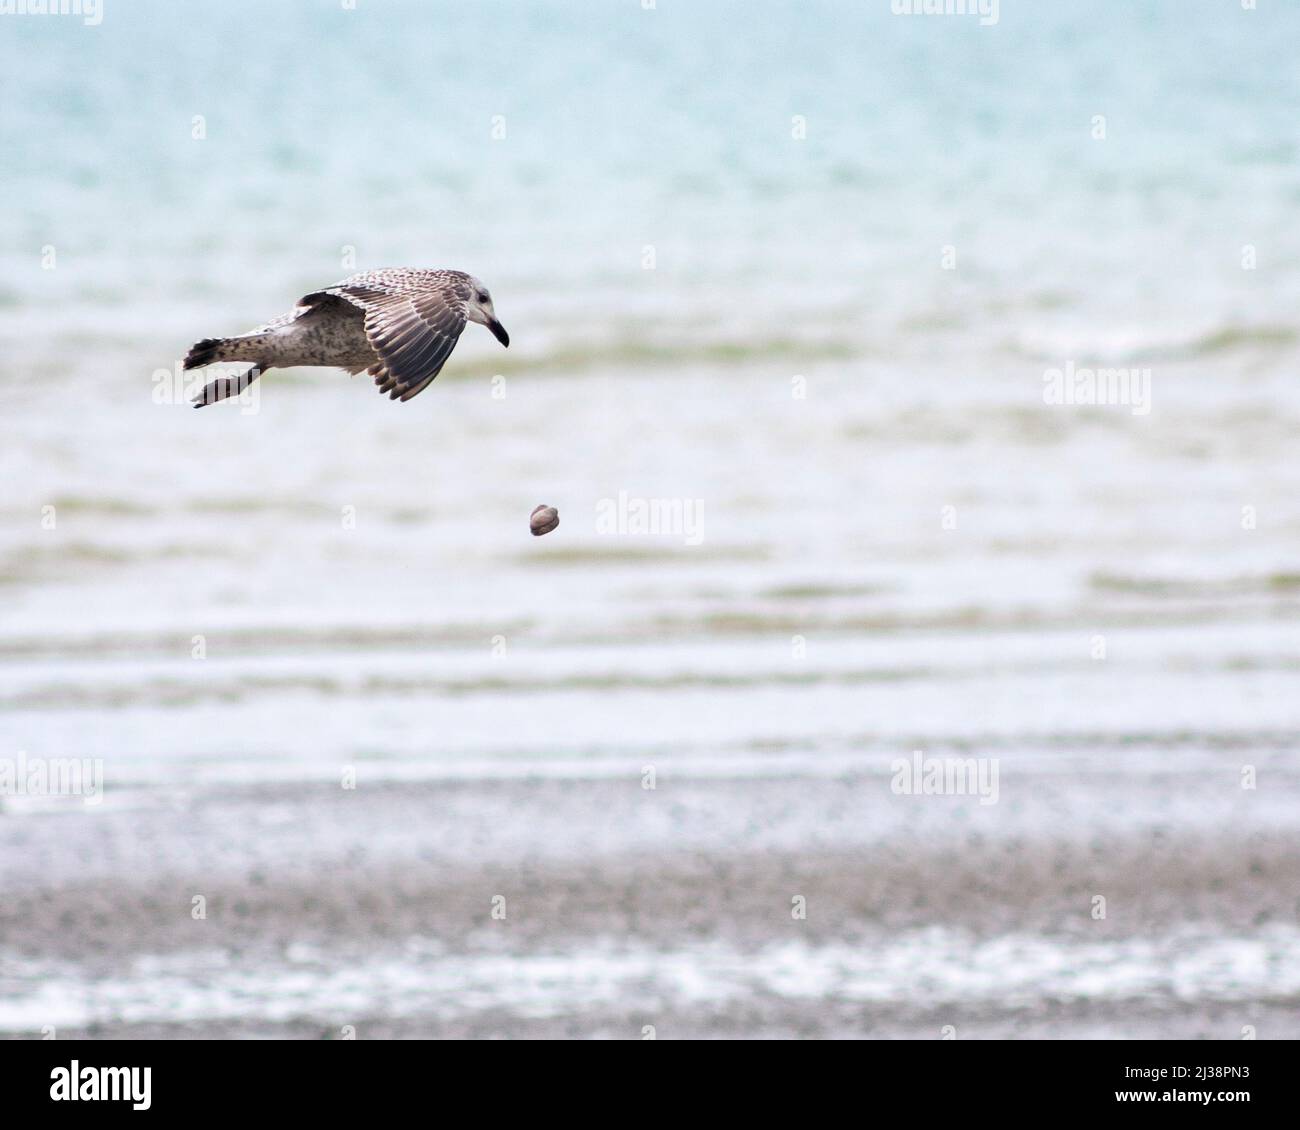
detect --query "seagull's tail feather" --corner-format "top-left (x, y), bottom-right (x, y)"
top-left (184, 337), bottom-right (231, 370)
top-left (191, 364), bottom-right (264, 408)
top-left (185, 331), bottom-right (278, 370)
top-left (185, 332), bottom-right (273, 405)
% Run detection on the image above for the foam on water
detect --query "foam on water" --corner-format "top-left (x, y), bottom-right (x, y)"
top-left (3, 926), bottom-right (1297, 1033)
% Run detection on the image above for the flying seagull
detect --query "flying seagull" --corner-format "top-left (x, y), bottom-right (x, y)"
top-left (184, 268), bottom-right (508, 407)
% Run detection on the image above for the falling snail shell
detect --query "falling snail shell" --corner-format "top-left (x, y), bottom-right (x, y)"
top-left (530, 505), bottom-right (560, 536)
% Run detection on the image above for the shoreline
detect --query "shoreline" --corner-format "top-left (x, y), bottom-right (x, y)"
top-left (2, 775), bottom-right (1295, 1039)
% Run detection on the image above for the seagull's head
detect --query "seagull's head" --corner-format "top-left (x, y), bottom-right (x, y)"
top-left (466, 277), bottom-right (509, 347)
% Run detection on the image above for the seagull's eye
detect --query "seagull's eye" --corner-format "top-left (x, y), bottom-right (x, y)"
top-left (477, 292), bottom-right (489, 303)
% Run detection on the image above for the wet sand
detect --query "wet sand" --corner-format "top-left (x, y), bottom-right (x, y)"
top-left (2, 770), bottom-right (1296, 1039)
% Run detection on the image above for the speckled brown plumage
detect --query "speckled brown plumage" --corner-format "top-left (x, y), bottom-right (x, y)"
top-left (184, 268), bottom-right (508, 407)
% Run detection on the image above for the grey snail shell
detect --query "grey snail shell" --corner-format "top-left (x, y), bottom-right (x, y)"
top-left (530, 505), bottom-right (560, 537)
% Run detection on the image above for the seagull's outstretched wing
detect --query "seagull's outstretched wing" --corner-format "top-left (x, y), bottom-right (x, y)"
top-left (301, 273), bottom-right (469, 402)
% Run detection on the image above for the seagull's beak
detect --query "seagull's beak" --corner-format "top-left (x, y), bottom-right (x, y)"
top-left (488, 318), bottom-right (509, 348)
